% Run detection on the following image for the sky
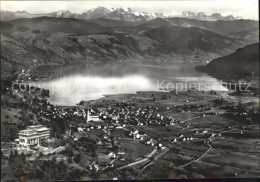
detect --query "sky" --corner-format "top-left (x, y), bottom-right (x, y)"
top-left (1, 0), bottom-right (259, 20)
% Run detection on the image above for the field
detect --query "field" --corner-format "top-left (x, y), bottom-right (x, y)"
top-left (119, 139), bottom-right (154, 162)
top-left (134, 112), bottom-right (260, 178)
top-left (83, 90), bottom-right (221, 108)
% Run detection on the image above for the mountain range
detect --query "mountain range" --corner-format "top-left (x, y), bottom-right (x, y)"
top-left (1, 7), bottom-right (165, 21)
top-left (181, 11), bottom-right (242, 21)
top-left (0, 7), bottom-right (259, 79)
top-left (0, 8), bottom-right (247, 22)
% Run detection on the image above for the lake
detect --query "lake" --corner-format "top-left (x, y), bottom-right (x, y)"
top-left (33, 62), bottom-right (228, 106)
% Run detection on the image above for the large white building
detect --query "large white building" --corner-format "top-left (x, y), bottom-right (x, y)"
top-left (19, 125), bottom-right (50, 148)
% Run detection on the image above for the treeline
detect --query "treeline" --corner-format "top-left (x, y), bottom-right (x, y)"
top-left (1, 150), bottom-right (85, 180)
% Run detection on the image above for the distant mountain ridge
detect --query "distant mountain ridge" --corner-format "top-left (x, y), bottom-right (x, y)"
top-left (0, 7), bottom-right (165, 21)
top-left (0, 8), bottom-right (248, 22)
top-left (139, 17), bottom-right (259, 36)
top-left (181, 11), bottom-right (243, 21)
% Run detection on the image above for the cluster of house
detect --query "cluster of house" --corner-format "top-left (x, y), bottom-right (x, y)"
top-left (15, 68), bottom-right (32, 82)
top-left (172, 135), bottom-right (194, 143)
top-left (128, 129), bottom-right (156, 146)
top-left (88, 129), bottom-right (127, 169)
top-left (91, 104), bottom-right (185, 127)
top-left (223, 105), bottom-right (257, 123)
top-left (41, 106), bottom-right (100, 122)
top-left (17, 125), bottom-right (51, 149)
top-left (15, 68), bottom-right (51, 82)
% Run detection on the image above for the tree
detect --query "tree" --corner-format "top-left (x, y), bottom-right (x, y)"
top-left (74, 154), bottom-right (81, 164)
top-left (9, 151), bottom-right (14, 163)
top-left (1, 122), bottom-right (19, 142)
top-left (68, 157), bottom-right (73, 163)
top-left (21, 152), bottom-right (26, 162)
top-left (14, 150), bottom-right (18, 158)
top-left (39, 152), bottom-right (43, 159)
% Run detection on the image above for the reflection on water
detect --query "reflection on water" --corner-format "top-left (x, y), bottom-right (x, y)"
top-left (34, 63), bottom-right (228, 106)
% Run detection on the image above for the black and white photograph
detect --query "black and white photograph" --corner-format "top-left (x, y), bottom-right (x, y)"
top-left (0, 0), bottom-right (259, 181)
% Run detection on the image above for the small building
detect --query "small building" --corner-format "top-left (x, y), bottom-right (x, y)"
top-left (77, 127), bottom-right (84, 132)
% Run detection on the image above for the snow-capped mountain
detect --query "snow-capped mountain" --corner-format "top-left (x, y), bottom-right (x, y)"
top-left (182, 11), bottom-right (197, 17)
top-left (78, 6), bottom-right (111, 19)
top-left (53, 7), bottom-right (165, 21)
top-left (0, 7), bottom-right (165, 21)
top-left (102, 7), bottom-right (165, 21)
top-left (0, 8), bottom-right (244, 22)
top-left (53, 10), bottom-right (76, 18)
top-left (54, 10), bottom-right (76, 18)
top-left (182, 11), bottom-right (239, 21)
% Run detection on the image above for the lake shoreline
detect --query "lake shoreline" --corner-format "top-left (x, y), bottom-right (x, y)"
top-left (30, 62), bottom-right (231, 106)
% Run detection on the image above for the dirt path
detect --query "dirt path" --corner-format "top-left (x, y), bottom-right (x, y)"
top-left (177, 141), bottom-right (212, 169)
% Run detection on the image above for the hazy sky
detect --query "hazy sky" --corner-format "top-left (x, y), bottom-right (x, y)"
top-left (1, 0), bottom-right (259, 19)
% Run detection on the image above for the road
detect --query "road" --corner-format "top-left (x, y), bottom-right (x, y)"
top-left (117, 158), bottom-right (149, 170)
top-left (141, 148), bottom-right (169, 172)
top-left (117, 147), bottom-right (158, 170)
top-left (147, 147), bottom-right (158, 158)
top-left (177, 141), bottom-right (212, 169)
top-left (176, 126), bottom-right (246, 169)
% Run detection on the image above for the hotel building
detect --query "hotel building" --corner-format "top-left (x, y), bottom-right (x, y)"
top-left (19, 125), bottom-right (51, 148)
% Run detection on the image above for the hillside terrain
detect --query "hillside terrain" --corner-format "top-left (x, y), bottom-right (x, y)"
top-left (196, 43), bottom-right (259, 81)
top-left (141, 18), bottom-right (259, 36)
top-left (1, 17), bottom-right (251, 74)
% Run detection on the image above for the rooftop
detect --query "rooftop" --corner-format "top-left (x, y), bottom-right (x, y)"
top-left (27, 125), bottom-right (44, 129)
top-left (19, 129), bottom-right (38, 136)
top-left (35, 127), bottom-right (50, 132)
top-left (19, 125), bottom-right (51, 136)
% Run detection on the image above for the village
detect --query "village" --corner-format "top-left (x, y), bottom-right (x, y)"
top-left (1, 68), bottom-right (260, 180)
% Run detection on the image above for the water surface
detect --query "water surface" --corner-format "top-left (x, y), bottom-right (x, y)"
top-left (34, 62), bottom-right (227, 106)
